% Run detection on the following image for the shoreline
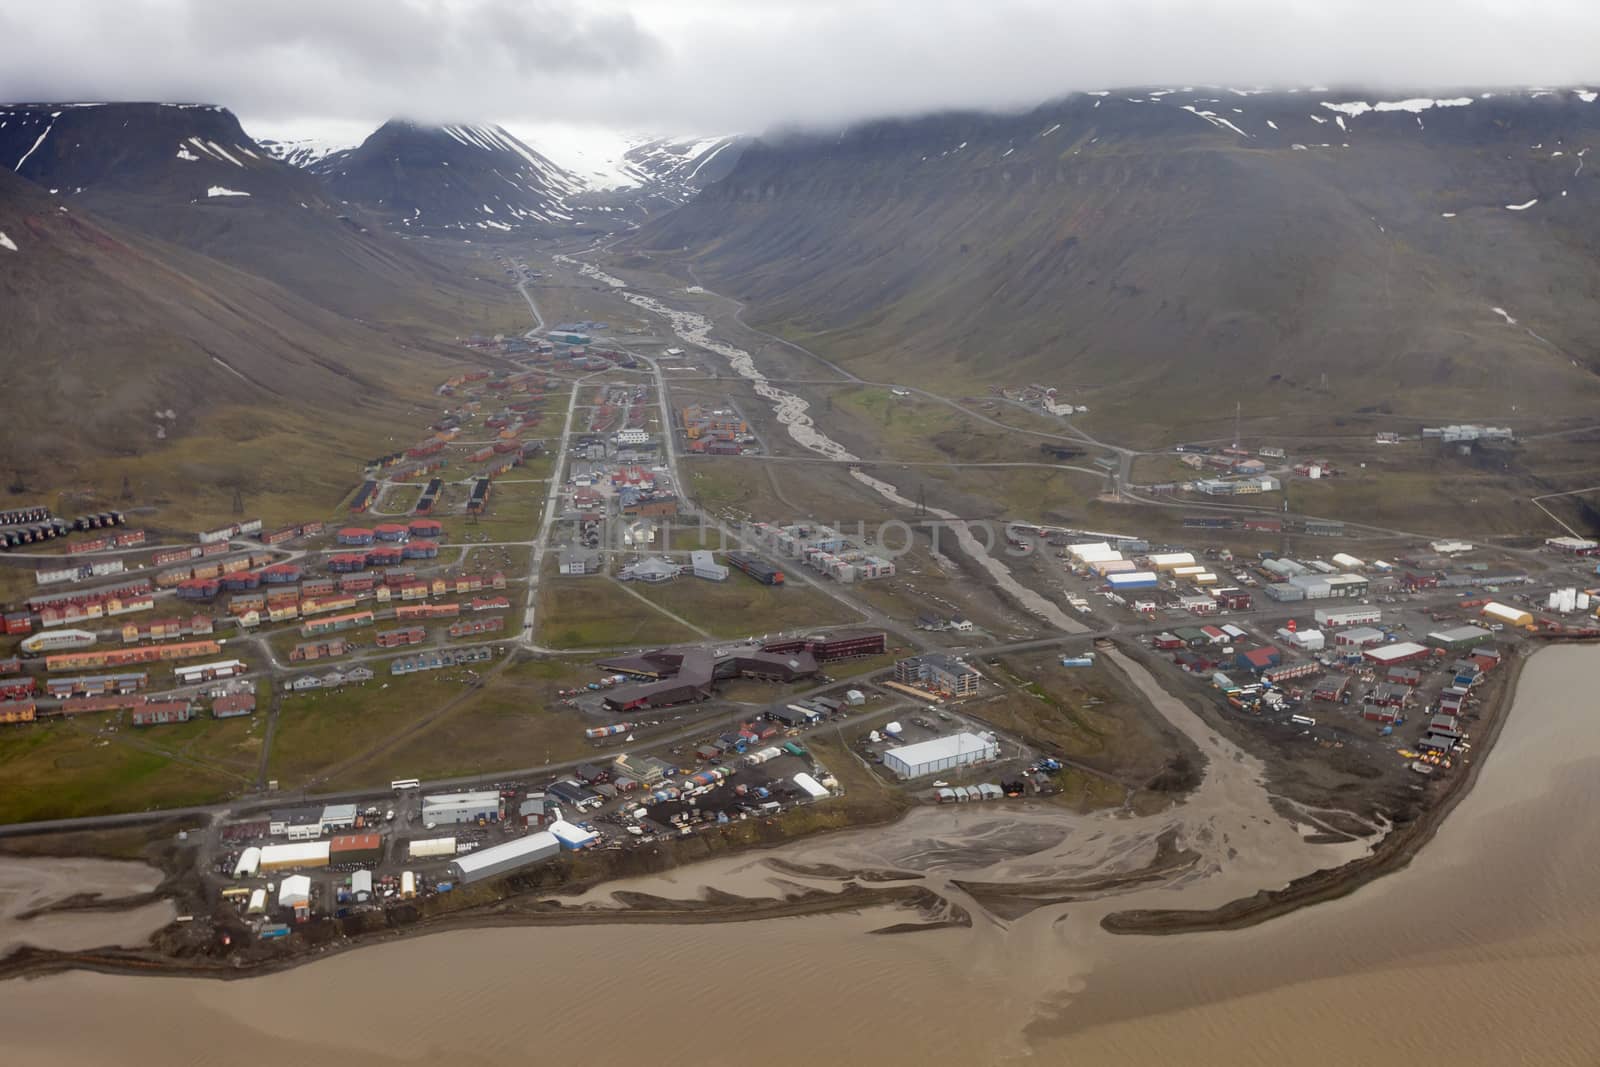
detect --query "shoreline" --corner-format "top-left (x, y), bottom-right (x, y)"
top-left (0, 640), bottom-right (1560, 983)
top-left (1101, 644), bottom-right (1527, 935)
top-left (0, 881), bottom-right (949, 984)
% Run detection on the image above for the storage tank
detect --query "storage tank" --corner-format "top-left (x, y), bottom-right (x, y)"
top-left (401, 871), bottom-right (416, 899)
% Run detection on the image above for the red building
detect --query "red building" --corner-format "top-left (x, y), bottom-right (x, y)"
top-left (761, 630), bottom-right (886, 663)
top-left (376, 627), bottom-right (427, 648)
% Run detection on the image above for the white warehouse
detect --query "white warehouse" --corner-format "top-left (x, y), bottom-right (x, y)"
top-left (420, 790), bottom-right (501, 827)
top-left (883, 732), bottom-right (999, 780)
top-left (449, 831), bottom-right (560, 884)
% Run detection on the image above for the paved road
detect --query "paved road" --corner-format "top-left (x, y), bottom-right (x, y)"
top-left (515, 278), bottom-right (545, 332)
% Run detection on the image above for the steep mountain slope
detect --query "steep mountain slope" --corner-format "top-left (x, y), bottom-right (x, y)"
top-left (0, 102), bottom-right (488, 323)
top-left (255, 136), bottom-right (353, 169)
top-left (508, 128), bottom-right (744, 194)
top-left (0, 167), bottom-right (437, 472)
top-left (637, 88), bottom-right (1600, 429)
top-left (622, 134), bottom-right (745, 191)
top-left (315, 121), bottom-right (582, 232)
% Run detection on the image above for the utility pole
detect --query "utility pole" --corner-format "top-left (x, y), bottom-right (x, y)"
top-left (1233, 401), bottom-right (1242, 453)
top-left (232, 486), bottom-right (244, 516)
top-left (120, 475), bottom-right (133, 501)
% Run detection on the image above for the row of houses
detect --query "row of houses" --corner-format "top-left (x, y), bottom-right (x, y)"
top-left (287, 666), bottom-right (376, 691)
top-left (390, 646), bottom-right (494, 676)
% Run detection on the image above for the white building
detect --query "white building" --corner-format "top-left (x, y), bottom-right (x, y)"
top-left (614, 428), bottom-right (650, 446)
top-left (1288, 628), bottom-right (1325, 651)
top-left (232, 846), bottom-right (261, 878)
top-left (420, 790), bottom-right (501, 827)
top-left (449, 831), bottom-right (561, 884)
top-left (319, 803), bottom-right (357, 833)
top-left (883, 732), bottom-right (999, 780)
top-left (792, 772), bottom-right (830, 798)
top-left (259, 841), bottom-right (330, 871)
top-left (690, 550), bottom-right (729, 581)
top-left (1314, 606), bottom-right (1381, 627)
top-left (408, 837), bottom-right (458, 859)
top-left (1335, 626), bottom-right (1386, 648)
top-left (1067, 542), bottom-right (1120, 564)
top-left (277, 874), bottom-right (312, 913)
top-left (174, 659), bottom-right (247, 686)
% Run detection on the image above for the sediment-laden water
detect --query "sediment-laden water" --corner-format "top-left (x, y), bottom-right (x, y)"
top-left (6, 647), bottom-right (1593, 1065)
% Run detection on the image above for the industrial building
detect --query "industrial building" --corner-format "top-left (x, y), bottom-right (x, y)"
top-left (449, 830), bottom-right (561, 884)
top-left (319, 804), bottom-right (358, 833)
top-left (1546, 536), bottom-right (1599, 554)
top-left (1428, 625), bottom-right (1494, 651)
top-left (882, 732), bottom-right (1000, 780)
top-left (1364, 641), bottom-right (1433, 667)
top-left (329, 832), bottom-right (382, 865)
top-left (1107, 571), bottom-right (1159, 591)
top-left (1335, 626), bottom-right (1386, 648)
top-left (409, 836), bottom-right (457, 860)
top-left (259, 841), bottom-right (331, 871)
top-left (883, 729), bottom-right (992, 780)
top-left (549, 820), bottom-right (599, 850)
top-left (278, 874), bottom-right (313, 920)
top-left (1315, 606), bottom-right (1381, 628)
top-left (1481, 602), bottom-right (1534, 628)
top-left (420, 790), bottom-right (502, 826)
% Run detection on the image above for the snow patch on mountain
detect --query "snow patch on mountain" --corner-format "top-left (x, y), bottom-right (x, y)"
top-left (256, 136), bottom-right (353, 168)
top-left (507, 123), bottom-right (737, 193)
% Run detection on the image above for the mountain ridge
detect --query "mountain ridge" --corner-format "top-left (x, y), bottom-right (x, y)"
top-left (633, 86), bottom-right (1600, 436)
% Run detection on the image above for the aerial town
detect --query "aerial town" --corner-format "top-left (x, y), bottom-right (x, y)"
top-left (2, 250), bottom-right (1599, 964)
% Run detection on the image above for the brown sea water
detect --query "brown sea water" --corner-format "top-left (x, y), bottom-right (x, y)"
top-left (3, 645), bottom-right (1596, 1066)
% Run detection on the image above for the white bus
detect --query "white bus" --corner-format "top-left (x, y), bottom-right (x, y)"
top-left (390, 778), bottom-right (420, 792)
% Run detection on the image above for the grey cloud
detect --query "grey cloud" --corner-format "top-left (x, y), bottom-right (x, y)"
top-left (0, 0), bottom-right (1595, 134)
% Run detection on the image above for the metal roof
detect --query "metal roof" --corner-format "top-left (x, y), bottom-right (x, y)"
top-left (883, 732), bottom-right (997, 768)
top-left (450, 831), bottom-right (559, 874)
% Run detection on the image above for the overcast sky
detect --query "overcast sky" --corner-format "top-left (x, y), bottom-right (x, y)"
top-left (2, 0), bottom-right (1597, 140)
